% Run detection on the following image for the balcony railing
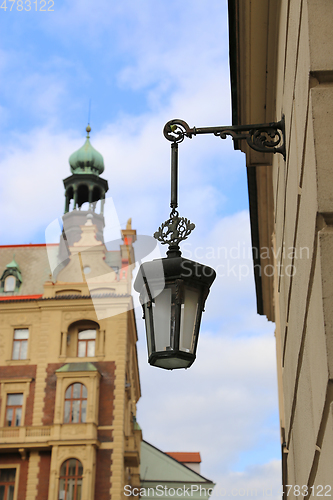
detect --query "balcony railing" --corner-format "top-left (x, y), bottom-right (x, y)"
top-left (0, 428), bottom-right (20, 439)
top-left (0, 426), bottom-right (52, 443)
top-left (0, 423), bottom-right (97, 445)
top-left (26, 426), bottom-right (51, 437)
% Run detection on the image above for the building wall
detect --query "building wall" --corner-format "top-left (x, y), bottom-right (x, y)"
top-left (273, 0), bottom-right (333, 491)
top-left (229, 0), bottom-right (333, 493)
top-left (0, 245), bottom-right (141, 498)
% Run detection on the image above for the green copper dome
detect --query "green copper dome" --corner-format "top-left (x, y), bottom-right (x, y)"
top-left (69, 125), bottom-right (104, 175)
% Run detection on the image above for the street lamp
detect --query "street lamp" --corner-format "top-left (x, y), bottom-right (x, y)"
top-left (134, 116), bottom-right (285, 370)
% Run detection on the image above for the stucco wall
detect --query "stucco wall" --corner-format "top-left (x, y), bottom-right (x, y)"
top-left (272, 0), bottom-right (333, 492)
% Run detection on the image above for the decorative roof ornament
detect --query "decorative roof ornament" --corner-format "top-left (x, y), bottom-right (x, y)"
top-left (69, 125), bottom-right (105, 176)
top-left (6, 254), bottom-right (21, 272)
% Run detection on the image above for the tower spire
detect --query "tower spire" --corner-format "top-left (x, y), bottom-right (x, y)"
top-left (59, 126), bottom-right (109, 259)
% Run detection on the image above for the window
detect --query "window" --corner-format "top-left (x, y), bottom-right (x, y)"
top-left (0, 469), bottom-right (16, 500)
top-left (12, 329), bottom-right (29, 360)
top-left (64, 321), bottom-right (100, 358)
top-left (58, 459), bottom-right (83, 500)
top-left (4, 276), bottom-right (15, 293)
top-left (5, 394), bottom-right (23, 427)
top-left (77, 329), bottom-right (96, 357)
top-left (64, 384), bottom-right (87, 424)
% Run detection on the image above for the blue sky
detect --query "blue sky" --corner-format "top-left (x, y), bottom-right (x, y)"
top-left (0, 0), bottom-right (281, 496)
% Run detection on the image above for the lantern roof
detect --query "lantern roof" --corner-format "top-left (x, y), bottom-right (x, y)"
top-left (134, 255), bottom-right (216, 293)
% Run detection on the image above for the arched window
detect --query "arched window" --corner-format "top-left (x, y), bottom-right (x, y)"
top-left (4, 275), bottom-right (16, 292)
top-left (59, 459), bottom-right (83, 500)
top-left (64, 320), bottom-right (99, 358)
top-left (64, 383), bottom-right (87, 424)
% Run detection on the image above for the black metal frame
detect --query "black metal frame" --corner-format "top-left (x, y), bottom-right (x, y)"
top-left (134, 255), bottom-right (216, 370)
top-left (163, 116), bottom-right (286, 159)
top-left (154, 116), bottom-right (286, 251)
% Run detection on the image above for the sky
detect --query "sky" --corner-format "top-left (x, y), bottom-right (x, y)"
top-left (0, 0), bottom-right (281, 497)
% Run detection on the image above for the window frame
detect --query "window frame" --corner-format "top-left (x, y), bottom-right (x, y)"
top-left (0, 379), bottom-right (32, 428)
top-left (61, 320), bottom-right (102, 359)
top-left (5, 393), bottom-right (23, 427)
top-left (12, 328), bottom-right (29, 361)
top-left (4, 275), bottom-right (16, 292)
top-left (58, 458), bottom-right (83, 500)
top-left (54, 371), bottom-right (101, 426)
top-left (63, 383), bottom-right (87, 424)
top-left (77, 329), bottom-right (96, 358)
top-left (0, 465), bottom-right (20, 500)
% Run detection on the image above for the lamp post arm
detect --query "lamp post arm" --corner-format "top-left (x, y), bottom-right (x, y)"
top-left (163, 116), bottom-right (286, 160)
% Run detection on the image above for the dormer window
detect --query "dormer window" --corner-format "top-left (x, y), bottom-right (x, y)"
top-left (4, 276), bottom-right (16, 292)
top-left (0, 256), bottom-right (22, 294)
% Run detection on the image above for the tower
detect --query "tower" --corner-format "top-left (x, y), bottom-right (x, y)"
top-left (61, 125), bottom-right (109, 253)
top-left (0, 127), bottom-right (141, 499)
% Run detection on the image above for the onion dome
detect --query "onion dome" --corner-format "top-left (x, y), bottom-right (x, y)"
top-left (69, 125), bottom-right (104, 176)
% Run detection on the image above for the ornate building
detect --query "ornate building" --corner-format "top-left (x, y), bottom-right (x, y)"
top-left (0, 127), bottom-right (141, 499)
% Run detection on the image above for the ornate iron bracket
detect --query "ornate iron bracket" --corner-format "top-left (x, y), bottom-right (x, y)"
top-left (154, 116), bottom-right (285, 254)
top-left (163, 116), bottom-right (286, 160)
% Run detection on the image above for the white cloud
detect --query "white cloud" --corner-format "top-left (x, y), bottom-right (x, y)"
top-left (136, 329), bottom-right (280, 491)
top-left (211, 460), bottom-right (282, 500)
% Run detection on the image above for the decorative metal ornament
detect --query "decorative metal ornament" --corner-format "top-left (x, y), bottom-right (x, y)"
top-left (154, 208), bottom-right (195, 247)
top-left (163, 116), bottom-right (286, 160)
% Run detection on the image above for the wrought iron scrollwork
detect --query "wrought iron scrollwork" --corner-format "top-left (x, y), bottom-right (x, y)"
top-left (163, 119), bottom-right (194, 143)
top-left (163, 116), bottom-right (286, 159)
top-left (154, 208), bottom-right (195, 246)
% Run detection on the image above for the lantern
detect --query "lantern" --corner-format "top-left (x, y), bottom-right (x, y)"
top-left (134, 138), bottom-right (215, 369)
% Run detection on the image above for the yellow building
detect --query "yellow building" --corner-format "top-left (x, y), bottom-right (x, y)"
top-left (228, 0), bottom-right (333, 494)
top-left (0, 127), bottom-right (141, 499)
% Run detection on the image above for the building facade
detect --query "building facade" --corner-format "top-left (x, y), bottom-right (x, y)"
top-left (0, 128), bottom-right (141, 499)
top-left (228, 0), bottom-right (333, 494)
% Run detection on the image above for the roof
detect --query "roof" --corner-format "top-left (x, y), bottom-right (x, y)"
top-left (165, 452), bottom-right (201, 463)
top-left (0, 245), bottom-right (53, 296)
top-left (141, 441), bottom-right (213, 485)
top-left (69, 127), bottom-right (104, 176)
top-left (0, 294), bottom-right (43, 302)
top-left (227, 1), bottom-right (264, 315)
top-left (0, 293), bottom-right (130, 303)
top-left (56, 362), bottom-right (98, 372)
top-left (0, 244), bottom-right (122, 298)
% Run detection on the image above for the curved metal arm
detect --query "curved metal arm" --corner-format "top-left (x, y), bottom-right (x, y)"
top-left (164, 116), bottom-right (286, 160)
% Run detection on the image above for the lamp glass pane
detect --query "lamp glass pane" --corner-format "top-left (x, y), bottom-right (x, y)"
top-left (154, 357), bottom-right (192, 369)
top-left (153, 288), bottom-right (172, 351)
top-left (180, 288), bottom-right (199, 353)
top-left (144, 304), bottom-right (153, 356)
